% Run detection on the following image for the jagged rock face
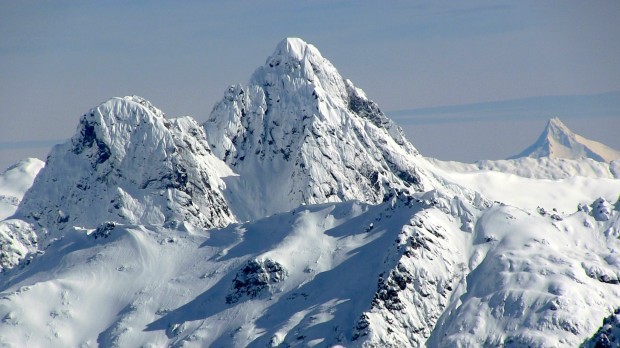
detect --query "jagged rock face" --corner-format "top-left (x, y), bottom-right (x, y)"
top-left (16, 96), bottom-right (235, 231)
top-left (0, 219), bottom-right (38, 271)
top-left (226, 258), bottom-right (287, 304)
top-left (582, 309), bottom-right (620, 348)
top-left (204, 38), bottom-right (432, 220)
top-left (352, 190), bottom-right (481, 347)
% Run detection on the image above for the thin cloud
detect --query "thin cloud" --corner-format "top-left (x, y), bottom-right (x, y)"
top-left (0, 140), bottom-right (63, 151)
top-left (387, 92), bottom-right (620, 125)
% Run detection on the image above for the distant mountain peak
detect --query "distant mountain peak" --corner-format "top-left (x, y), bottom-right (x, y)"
top-left (510, 117), bottom-right (620, 162)
top-left (545, 117), bottom-right (573, 142)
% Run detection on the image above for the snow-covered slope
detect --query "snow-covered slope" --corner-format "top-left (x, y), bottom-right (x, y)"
top-left (429, 157), bottom-right (620, 180)
top-left (436, 167), bottom-right (620, 213)
top-left (204, 38), bottom-right (435, 220)
top-left (1, 191), bottom-right (618, 347)
top-left (0, 96), bottom-right (236, 271)
top-left (0, 190), bottom-right (484, 348)
top-left (0, 158), bottom-right (44, 220)
top-left (428, 196), bottom-right (620, 347)
top-left (510, 117), bottom-right (620, 162)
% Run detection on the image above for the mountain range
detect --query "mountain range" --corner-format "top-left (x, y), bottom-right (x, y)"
top-left (0, 38), bottom-right (619, 348)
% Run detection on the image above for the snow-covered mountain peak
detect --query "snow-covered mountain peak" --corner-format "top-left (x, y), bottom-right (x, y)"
top-left (250, 37), bottom-right (349, 119)
top-left (204, 38), bottom-right (433, 220)
top-left (264, 37), bottom-right (330, 79)
top-left (545, 116), bottom-right (574, 144)
top-left (510, 116), bottom-right (620, 162)
top-left (16, 96), bottom-right (236, 232)
top-left (270, 37), bottom-right (319, 64)
top-left (121, 95), bottom-right (167, 118)
top-left (547, 115), bottom-right (567, 129)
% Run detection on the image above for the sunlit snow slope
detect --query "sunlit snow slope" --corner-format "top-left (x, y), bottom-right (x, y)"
top-left (1, 192), bottom-right (618, 347)
top-left (0, 158), bottom-right (44, 220)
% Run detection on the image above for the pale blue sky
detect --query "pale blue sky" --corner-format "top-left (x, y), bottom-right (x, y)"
top-left (1, 0), bottom-right (619, 168)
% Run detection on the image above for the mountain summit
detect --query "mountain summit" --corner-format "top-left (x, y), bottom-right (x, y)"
top-left (510, 117), bottom-right (620, 162)
top-left (16, 96), bottom-right (236, 232)
top-left (204, 38), bottom-right (435, 220)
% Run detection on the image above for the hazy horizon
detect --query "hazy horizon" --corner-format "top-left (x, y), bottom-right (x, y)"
top-left (1, 1), bottom-right (619, 168)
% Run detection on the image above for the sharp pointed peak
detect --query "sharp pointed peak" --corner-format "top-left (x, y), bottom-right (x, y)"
top-left (268, 37), bottom-right (324, 65)
top-left (510, 116), bottom-right (620, 162)
top-left (247, 37), bottom-right (334, 88)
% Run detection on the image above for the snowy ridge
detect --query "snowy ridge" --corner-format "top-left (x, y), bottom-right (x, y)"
top-left (204, 38), bottom-right (434, 220)
top-left (354, 189), bottom-right (485, 347)
top-left (510, 117), bottom-right (620, 162)
top-left (1, 192), bottom-right (618, 347)
top-left (0, 193), bottom-right (477, 347)
top-left (0, 158), bottom-right (44, 220)
top-left (0, 96), bottom-right (236, 271)
top-left (429, 157), bottom-right (620, 180)
top-left (428, 196), bottom-right (620, 347)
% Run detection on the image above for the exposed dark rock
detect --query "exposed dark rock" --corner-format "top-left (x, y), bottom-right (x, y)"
top-left (226, 258), bottom-right (286, 304)
top-left (91, 221), bottom-right (117, 239)
top-left (581, 309), bottom-right (620, 348)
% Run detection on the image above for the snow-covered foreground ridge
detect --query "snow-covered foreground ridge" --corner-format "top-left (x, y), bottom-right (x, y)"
top-left (1, 38), bottom-right (620, 347)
